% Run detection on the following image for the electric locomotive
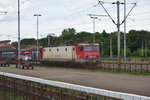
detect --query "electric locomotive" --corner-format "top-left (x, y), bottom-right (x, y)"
top-left (41, 43), bottom-right (100, 68)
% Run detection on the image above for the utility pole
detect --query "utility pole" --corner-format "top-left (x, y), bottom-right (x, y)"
top-left (98, 0), bottom-right (136, 66)
top-left (90, 16), bottom-right (97, 44)
top-left (142, 41), bottom-right (144, 57)
top-left (145, 40), bottom-right (147, 57)
top-left (34, 14), bottom-right (41, 63)
top-left (47, 33), bottom-right (54, 46)
top-left (101, 42), bottom-right (104, 56)
top-left (48, 34), bottom-right (50, 46)
top-left (18, 0), bottom-right (21, 68)
top-left (124, 0), bottom-right (126, 59)
top-left (116, 1), bottom-right (121, 61)
top-left (88, 14), bottom-right (102, 44)
top-left (93, 17), bottom-right (96, 44)
top-left (110, 37), bottom-right (113, 58)
top-left (145, 40), bottom-right (150, 57)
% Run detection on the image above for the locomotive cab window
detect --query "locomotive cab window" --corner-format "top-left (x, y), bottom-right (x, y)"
top-left (78, 47), bottom-right (83, 51)
top-left (93, 46), bottom-right (99, 51)
top-left (84, 46), bottom-right (92, 51)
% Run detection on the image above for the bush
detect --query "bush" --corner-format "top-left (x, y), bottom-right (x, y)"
top-left (121, 48), bottom-right (131, 57)
top-left (132, 49), bottom-right (150, 57)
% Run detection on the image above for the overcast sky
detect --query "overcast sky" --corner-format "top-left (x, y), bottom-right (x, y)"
top-left (0, 0), bottom-right (150, 41)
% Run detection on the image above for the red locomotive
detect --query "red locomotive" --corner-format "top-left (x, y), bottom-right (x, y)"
top-left (41, 43), bottom-right (100, 68)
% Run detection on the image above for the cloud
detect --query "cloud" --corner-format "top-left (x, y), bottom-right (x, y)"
top-left (0, 0), bottom-right (150, 41)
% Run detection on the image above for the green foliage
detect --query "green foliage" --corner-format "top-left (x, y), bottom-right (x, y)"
top-left (60, 28), bottom-right (76, 41)
top-left (132, 49), bottom-right (150, 57)
top-left (121, 47), bottom-right (131, 57)
top-left (20, 38), bottom-right (36, 45)
top-left (12, 29), bottom-right (150, 58)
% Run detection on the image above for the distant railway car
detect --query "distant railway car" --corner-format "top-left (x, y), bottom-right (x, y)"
top-left (41, 44), bottom-right (100, 68)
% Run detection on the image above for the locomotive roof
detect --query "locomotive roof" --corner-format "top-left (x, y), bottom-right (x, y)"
top-left (78, 43), bottom-right (99, 45)
top-left (44, 43), bottom-right (99, 48)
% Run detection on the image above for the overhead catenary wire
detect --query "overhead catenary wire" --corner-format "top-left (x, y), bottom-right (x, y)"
top-left (121, 2), bottom-right (137, 25)
top-left (98, 0), bottom-right (116, 25)
top-left (5, 0), bottom-right (30, 12)
top-left (63, 3), bottom-right (100, 19)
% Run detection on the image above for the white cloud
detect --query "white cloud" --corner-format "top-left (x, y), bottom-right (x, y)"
top-left (0, 0), bottom-right (150, 41)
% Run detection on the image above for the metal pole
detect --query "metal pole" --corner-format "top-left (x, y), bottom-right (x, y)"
top-left (47, 35), bottom-right (50, 46)
top-left (93, 18), bottom-right (95, 44)
top-left (101, 42), bottom-right (104, 56)
top-left (124, 0), bottom-right (126, 59)
top-left (117, 1), bottom-right (121, 65)
top-left (36, 16), bottom-right (39, 63)
top-left (34, 14), bottom-right (41, 63)
top-left (48, 35), bottom-right (50, 46)
top-left (142, 41), bottom-right (144, 56)
top-left (145, 40), bottom-right (147, 57)
top-left (110, 37), bottom-right (113, 58)
top-left (18, 0), bottom-right (21, 68)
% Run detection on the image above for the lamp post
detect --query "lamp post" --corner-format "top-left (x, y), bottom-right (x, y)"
top-left (18, 0), bottom-right (21, 68)
top-left (124, 0), bottom-right (126, 59)
top-left (88, 15), bottom-right (101, 44)
top-left (34, 14), bottom-right (41, 63)
top-left (91, 16), bottom-right (97, 44)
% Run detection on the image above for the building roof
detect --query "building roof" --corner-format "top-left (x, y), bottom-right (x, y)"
top-left (0, 40), bottom-right (11, 45)
top-left (0, 43), bottom-right (40, 52)
top-left (0, 45), bottom-right (16, 52)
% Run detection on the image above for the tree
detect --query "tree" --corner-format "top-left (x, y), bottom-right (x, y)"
top-left (75, 31), bottom-right (92, 43)
top-left (60, 28), bottom-right (76, 41)
top-left (20, 38), bottom-right (36, 45)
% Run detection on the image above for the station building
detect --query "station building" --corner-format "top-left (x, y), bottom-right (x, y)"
top-left (0, 40), bottom-right (16, 60)
top-left (0, 40), bottom-right (42, 61)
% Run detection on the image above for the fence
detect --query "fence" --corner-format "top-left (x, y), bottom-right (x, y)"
top-left (0, 72), bottom-right (150, 100)
top-left (100, 59), bottom-right (150, 73)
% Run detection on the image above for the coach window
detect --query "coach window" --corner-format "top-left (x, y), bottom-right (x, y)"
top-left (73, 48), bottom-right (75, 51)
top-left (57, 48), bottom-right (59, 52)
top-left (65, 48), bottom-right (67, 51)
top-left (44, 49), bottom-right (46, 52)
top-left (49, 49), bottom-right (51, 52)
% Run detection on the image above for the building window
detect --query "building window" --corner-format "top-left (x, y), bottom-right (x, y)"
top-left (65, 48), bottom-right (67, 51)
top-left (57, 48), bottom-right (59, 52)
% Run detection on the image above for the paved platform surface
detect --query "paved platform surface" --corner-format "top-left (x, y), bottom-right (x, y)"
top-left (0, 65), bottom-right (150, 96)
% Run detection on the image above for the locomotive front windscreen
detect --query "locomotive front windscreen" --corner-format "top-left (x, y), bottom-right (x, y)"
top-left (84, 46), bottom-right (99, 51)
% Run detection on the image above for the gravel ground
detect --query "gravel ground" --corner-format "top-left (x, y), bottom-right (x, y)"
top-left (0, 65), bottom-right (150, 97)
